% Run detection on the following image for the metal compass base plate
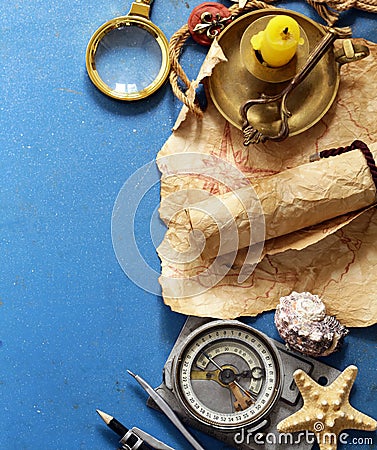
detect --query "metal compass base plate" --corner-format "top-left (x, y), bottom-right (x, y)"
top-left (148, 317), bottom-right (341, 450)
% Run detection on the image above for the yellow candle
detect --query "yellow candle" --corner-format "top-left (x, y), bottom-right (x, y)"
top-left (251, 15), bottom-right (304, 67)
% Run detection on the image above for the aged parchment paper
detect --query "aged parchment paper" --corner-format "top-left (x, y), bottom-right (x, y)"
top-left (157, 38), bottom-right (377, 327)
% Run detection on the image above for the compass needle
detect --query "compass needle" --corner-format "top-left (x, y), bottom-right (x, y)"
top-left (229, 382), bottom-right (254, 411)
top-left (190, 370), bottom-right (217, 381)
top-left (201, 351), bottom-right (223, 371)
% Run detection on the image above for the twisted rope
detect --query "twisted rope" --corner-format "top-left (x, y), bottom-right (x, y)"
top-left (309, 0), bottom-right (377, 25)
top-left (318, 140), bottom-right (377, 189)
top-left (169, 0), bottom-right (276, 117)
top-left (169, 24), bottom-right (204, 116)
top-left (169, 0), bottom-right (376, 116)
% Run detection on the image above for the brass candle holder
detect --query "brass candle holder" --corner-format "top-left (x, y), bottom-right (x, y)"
top-left (241, 28), bottom-right (340, 145)
top-left (207, 9), bottom-right (370, 146)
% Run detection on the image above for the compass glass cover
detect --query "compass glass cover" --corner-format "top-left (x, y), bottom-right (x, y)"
top-left (175, 323), bottom-right (282, 429)
top-left (94, 24), bottom-right (163, 95)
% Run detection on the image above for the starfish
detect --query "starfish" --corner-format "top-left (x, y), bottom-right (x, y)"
top-left (277, 365), bottom-right (377, 450)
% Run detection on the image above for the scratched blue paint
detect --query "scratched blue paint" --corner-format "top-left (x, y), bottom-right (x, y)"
top-left (0, 1), bottom-right (376, 450)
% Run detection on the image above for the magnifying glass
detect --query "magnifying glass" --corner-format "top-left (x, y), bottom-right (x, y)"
top-left (86, 0), bottom-right (170, 101)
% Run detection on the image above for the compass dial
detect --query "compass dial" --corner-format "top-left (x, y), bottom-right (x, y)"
top-left (173, 321), bottom-right (282, 430)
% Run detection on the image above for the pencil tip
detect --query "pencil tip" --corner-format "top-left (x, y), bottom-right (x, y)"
top-left (127, 369), bottom-right (136, 378)
top-left (96, 409), bottom-right (113, 424)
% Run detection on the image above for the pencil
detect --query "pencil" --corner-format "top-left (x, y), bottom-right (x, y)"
top-left (96, 409), bottom-right (128, 437)
top-left (96, 408), bottom-right (175, 450)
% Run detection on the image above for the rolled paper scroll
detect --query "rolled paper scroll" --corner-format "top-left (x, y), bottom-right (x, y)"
top-left (163, 142), bottom-right (377, 259)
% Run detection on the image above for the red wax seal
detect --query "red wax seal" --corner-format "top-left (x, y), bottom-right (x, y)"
top-left (188, 2), bottom-right (232, 46)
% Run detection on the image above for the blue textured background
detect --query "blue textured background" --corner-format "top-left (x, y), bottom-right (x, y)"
top-left (1, 1), bottom-right (376, 449)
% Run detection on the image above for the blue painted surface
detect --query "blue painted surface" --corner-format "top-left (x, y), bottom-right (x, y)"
top-left (1, 1), bottom-right (376, 449)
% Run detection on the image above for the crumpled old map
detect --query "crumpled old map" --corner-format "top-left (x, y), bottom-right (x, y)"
top-left (156, 38), bottom-right (377, 327)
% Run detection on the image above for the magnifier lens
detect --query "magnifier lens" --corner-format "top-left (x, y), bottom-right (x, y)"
top-left (94, 25), bottom-right (163, 94)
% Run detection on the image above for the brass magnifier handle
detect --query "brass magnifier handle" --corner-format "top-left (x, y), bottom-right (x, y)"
top-left (241, 28), bottom-right (340, 146)
top-left (128, 0), bottom-right (152, 19)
